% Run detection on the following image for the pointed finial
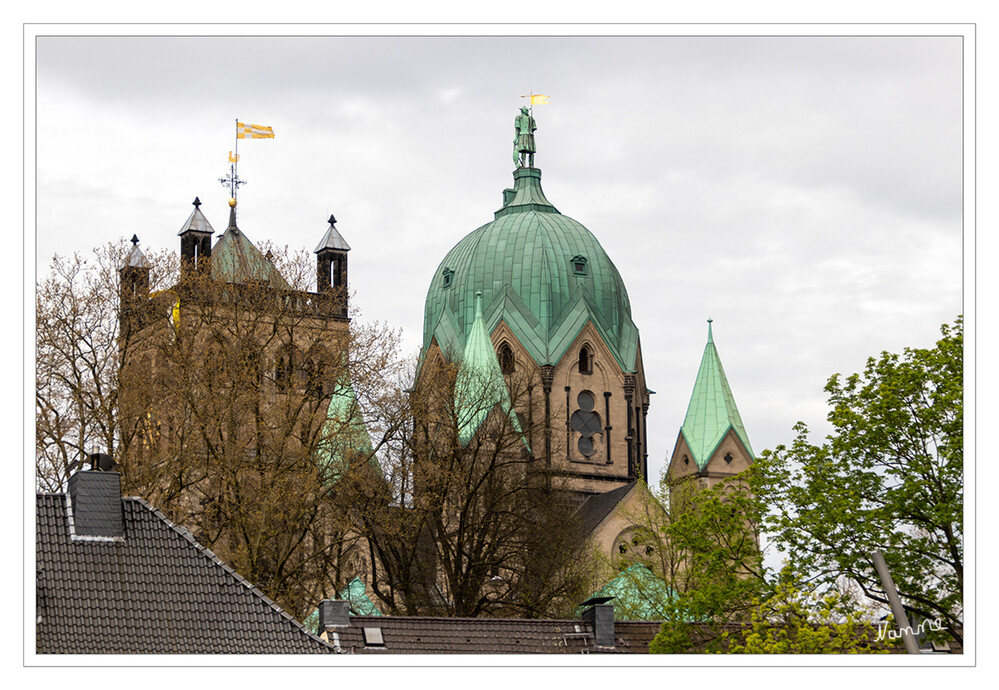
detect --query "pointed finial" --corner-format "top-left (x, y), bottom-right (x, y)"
top-left (707, 318), bottom-right (714, 343)
top-left (193, 197), bottom-right (201, 208)
top-left (474, 290), bottom-right (484, 318)
top-left (130, 234), bottom-right (139, 246)
top-left (328, 214), bottom-right (337, 226)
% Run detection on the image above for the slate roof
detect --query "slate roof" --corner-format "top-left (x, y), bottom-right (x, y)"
top-left (314, 219), bottom-right (352, 252)
top-left (177, 199), bottom-right (215, 236)
top-left (575, 481), bottom-right (636, 537)
top-left (36, 491), bottom-right (334, 654)
top-left (122, 243), bottom-right (149, 269)
top-left (323, 615), bottom-right (663, 654)
top-left (320, 613), bottom-right (963, 655)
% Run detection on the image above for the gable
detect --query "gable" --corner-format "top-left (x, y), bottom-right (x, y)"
top-left (35, 493), bottom-right (333, 654)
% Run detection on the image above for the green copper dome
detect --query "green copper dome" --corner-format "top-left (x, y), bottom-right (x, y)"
top-left (423, 166), bottom-right (640, 371)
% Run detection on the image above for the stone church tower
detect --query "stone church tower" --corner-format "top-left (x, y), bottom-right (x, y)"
top-left (117, 198), bottom-right (371, 501)
top-left (418, 113), bottom-right (651, 500)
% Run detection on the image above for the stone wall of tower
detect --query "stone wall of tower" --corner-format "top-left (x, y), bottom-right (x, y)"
top-left (481, 319), bottom-right (650, 499)
top-left (117, 253), bottom-right (354, 536)
top-left (665, 427), bottom-right (753, 493)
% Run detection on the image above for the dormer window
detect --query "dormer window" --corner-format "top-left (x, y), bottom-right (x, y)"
top-left (442, 268), bottom-right (454, 289)
top-left (578, 345), bottom-right (593, 374)
top-left (571, 255), bottom-right (588, 276)
top-left (724, 452), bottom-right (733, 464)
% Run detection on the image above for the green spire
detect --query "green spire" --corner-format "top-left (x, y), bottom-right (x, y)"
top-left (315, 373), bottom-right (377, 485)
top-left (454, 292), bottom-right (525, 447)
top-left (210, 211), bottom-right (290, 288)
top-left (680, 320), bottom-right (754, 470)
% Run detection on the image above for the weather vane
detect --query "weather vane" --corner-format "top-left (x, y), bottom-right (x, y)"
top-left (220, 120), bottom-right (274, 210)
top-left (219, 150), bottom-right (247, 205)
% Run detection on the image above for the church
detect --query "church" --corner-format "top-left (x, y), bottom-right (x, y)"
top-left (412, 107), bottom-right (756, 594)
top-left (111, 107), bottom-right (758, 621)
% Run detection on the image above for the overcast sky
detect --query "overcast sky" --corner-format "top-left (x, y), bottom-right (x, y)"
top-left (32, 31), bottom-right (966, 488)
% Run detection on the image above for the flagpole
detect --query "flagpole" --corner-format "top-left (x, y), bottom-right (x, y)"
top-left (233, 118), bottom-right (239, 205)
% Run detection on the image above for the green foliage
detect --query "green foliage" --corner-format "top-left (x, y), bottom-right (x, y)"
top-left (723, 567), bottom-right (889, 654)
top-left (649, 473), bottom-right (768, 652)
top-left (757, 317), bottom-right (963, 643)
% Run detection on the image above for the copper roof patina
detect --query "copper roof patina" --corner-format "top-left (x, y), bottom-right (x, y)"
top-left (422, 119), bottom-right (640, 372)
top-left (582, 563), bottom-right (675, 621)
top-left (680, 320), bottom-right (754, 470)
top-left (454, 292), bottom-right (525, 447)
top-left (210, 205), bottom-right (290, 288)
top-left (315, 374), bottom-right (378, 485)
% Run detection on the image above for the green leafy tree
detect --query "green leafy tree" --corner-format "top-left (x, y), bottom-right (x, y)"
top-left (649, 471), bottom-right (769, 652)
top-left (722, 566), bottom-right (890, 654)
top-left (757, 317), bottom-right (963, 644)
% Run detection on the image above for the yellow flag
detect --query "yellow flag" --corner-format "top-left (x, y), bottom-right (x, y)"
top-left (237, 122), bottom-right (275, 139)
top-left (528, 94), bottom-right (550, 105)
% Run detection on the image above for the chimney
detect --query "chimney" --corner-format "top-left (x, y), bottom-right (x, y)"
top-left (317, 599), bottom-right (350, 631)
top-left (68, 470), bottom-right (123, 538)
top-left (581, 597), bottom-right (615, 648)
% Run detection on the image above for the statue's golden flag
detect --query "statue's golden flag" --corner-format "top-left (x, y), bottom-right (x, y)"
top-left (236, 122), bottom-right (275, 139)
top-left (522, 94), bottom-right (550, 105)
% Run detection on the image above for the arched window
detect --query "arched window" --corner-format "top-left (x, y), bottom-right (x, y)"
top-left (570, 390), bottom-right (602, 459)
top-left (498, 342), bottom-right (515, 374)
top-left (578, 345), bottom-right (593, 374)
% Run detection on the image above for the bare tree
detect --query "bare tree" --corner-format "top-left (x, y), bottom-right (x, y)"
top-left (348, 357), bottom-right (590, 618)
top-left (35, 242), bottom-right (177, 492)
top-left (36, 240), bottom-right (405, 619)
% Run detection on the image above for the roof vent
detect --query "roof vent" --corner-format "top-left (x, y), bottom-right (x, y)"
top-left (68, 470), bottom-right (123, 538)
